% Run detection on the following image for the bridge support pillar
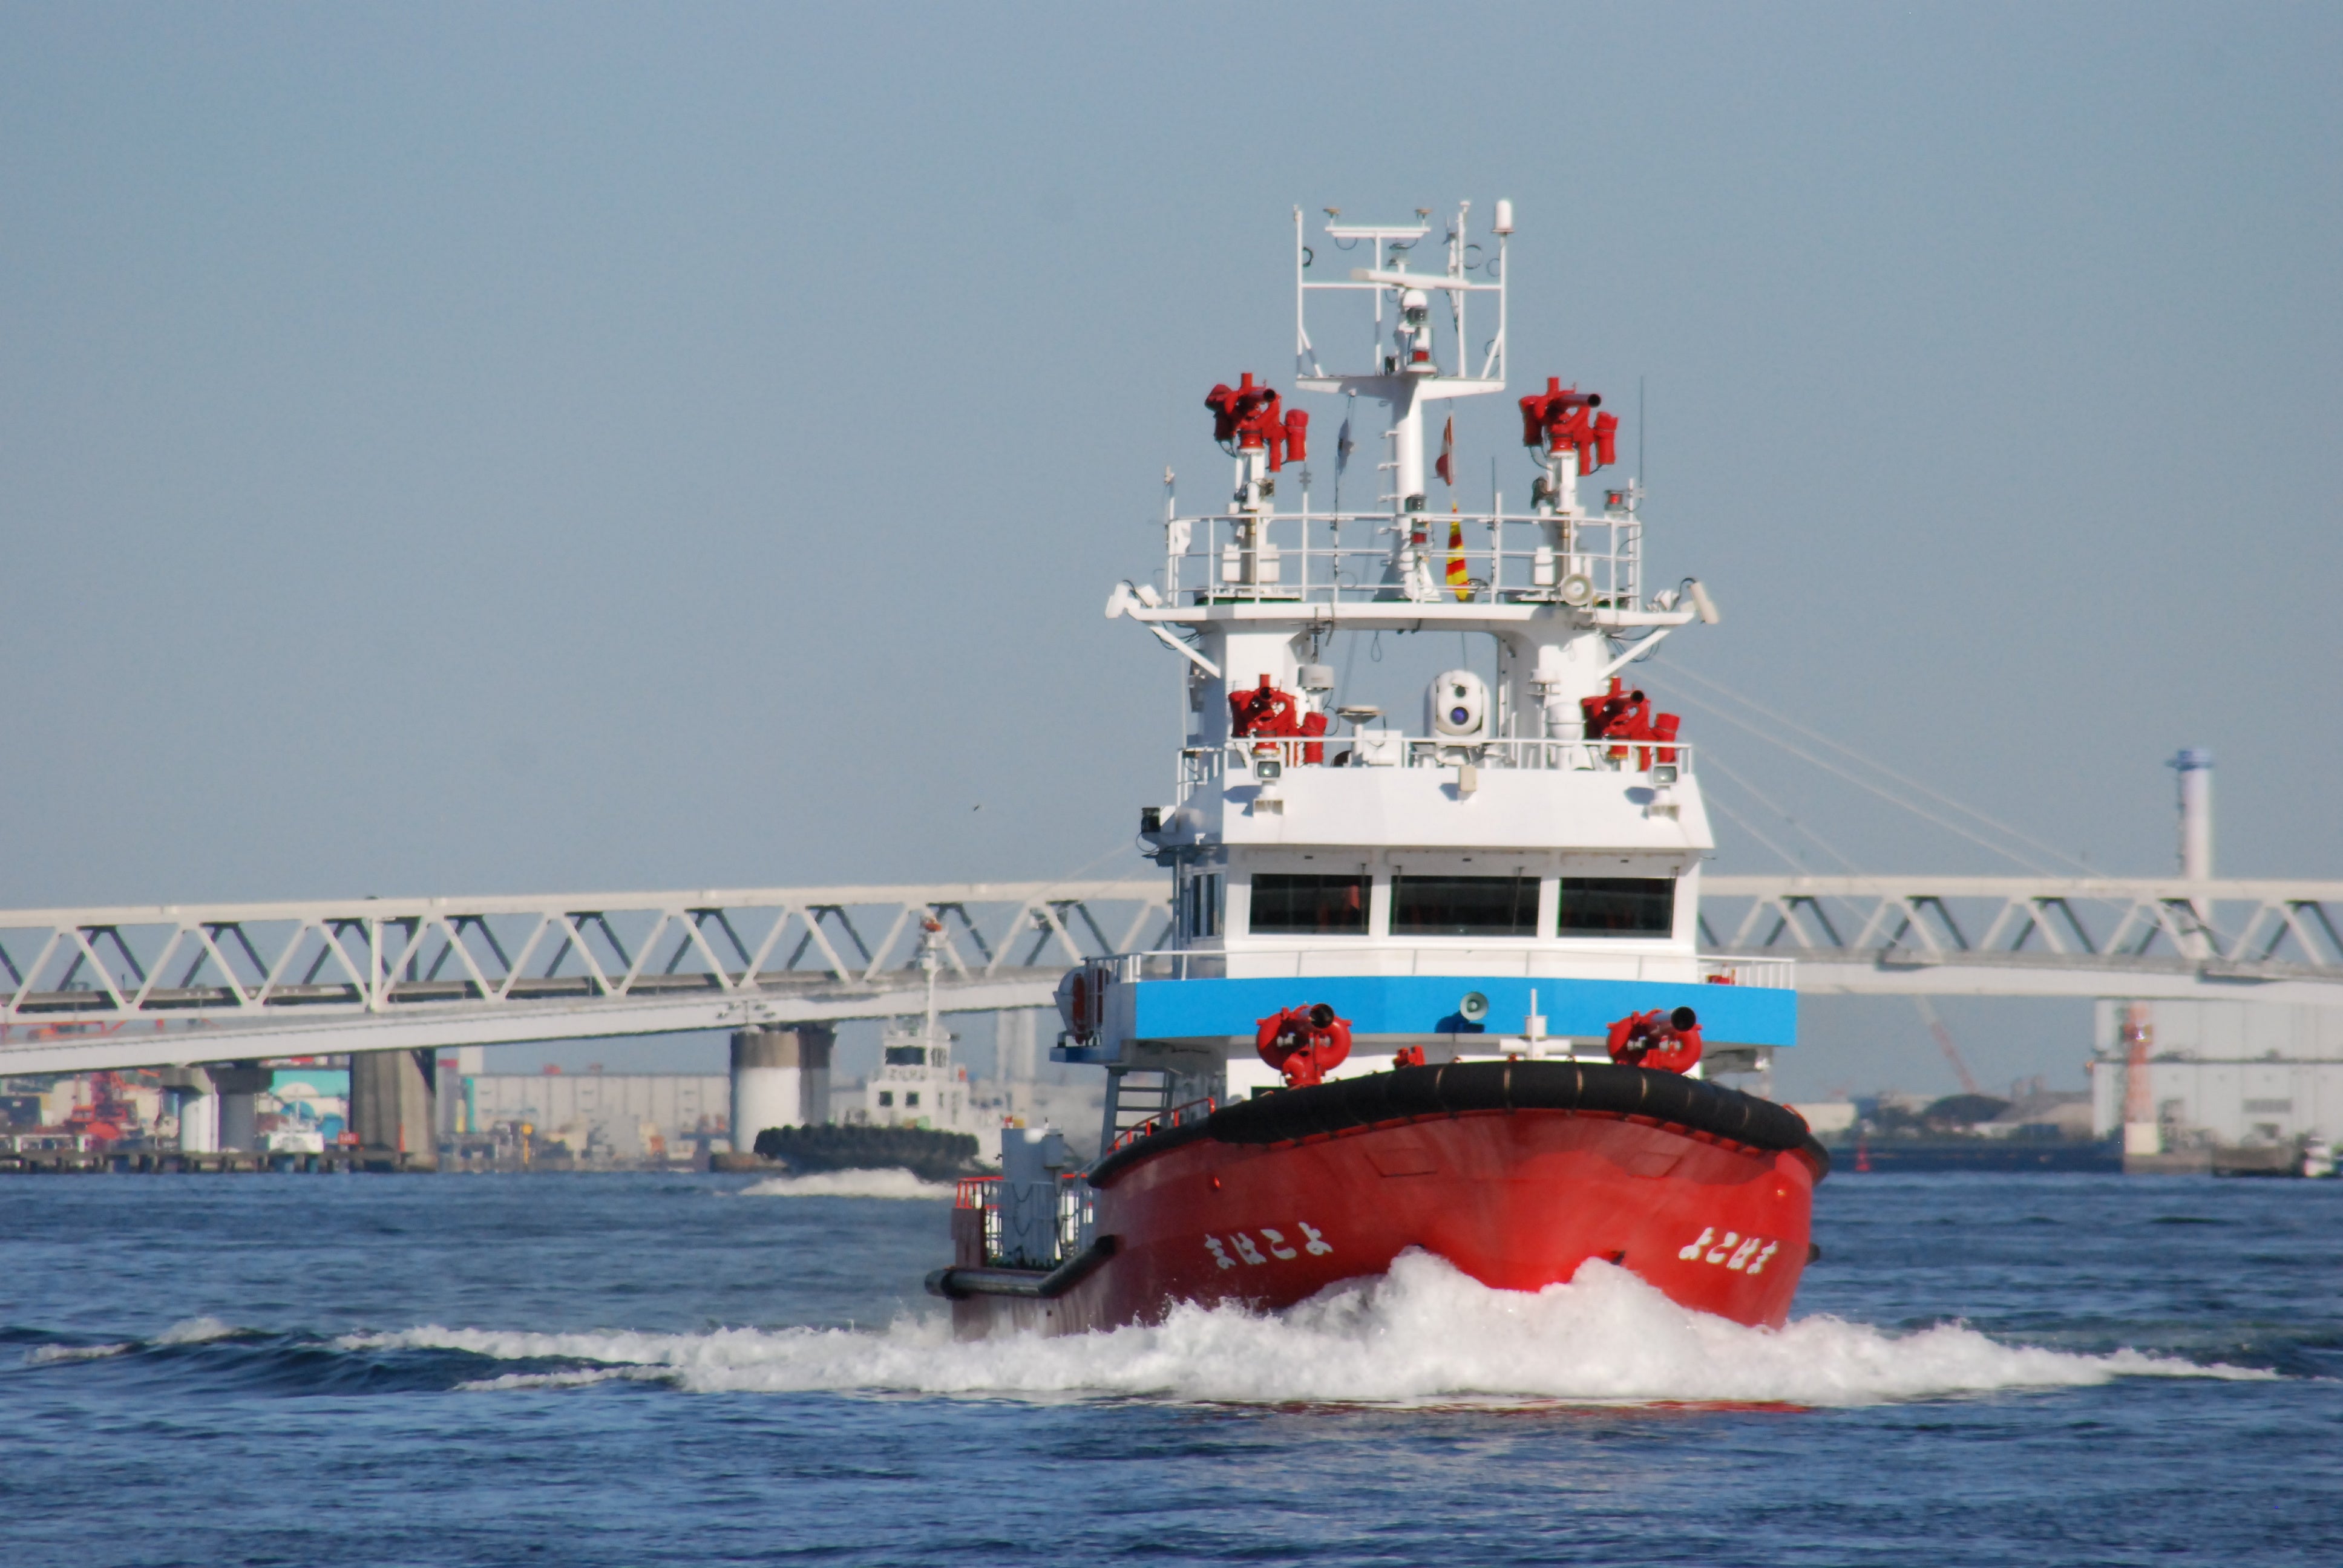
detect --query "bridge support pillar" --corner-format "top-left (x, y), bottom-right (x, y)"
top-left (206, 1062), bottom-right (271, 1152)
top-left (731, 1026), bottom-right (833, 1156)
top-left (350, 1048), bottom-right (439, 1171)
top-left (162, 1067), bottom-right (218, 1153)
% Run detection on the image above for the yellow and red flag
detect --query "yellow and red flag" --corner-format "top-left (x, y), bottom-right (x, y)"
top-left (1446, 506), bottom-right (1470, 601)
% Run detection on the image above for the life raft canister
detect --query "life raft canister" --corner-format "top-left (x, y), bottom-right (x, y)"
top-left (1255, 1002), bottom-right (1352, 1087)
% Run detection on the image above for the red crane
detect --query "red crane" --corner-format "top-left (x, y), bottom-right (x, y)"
top-left (64, 1071), bottom-right (137, 1144)
top-left (1911, 998), bottom-right (1983, 1097)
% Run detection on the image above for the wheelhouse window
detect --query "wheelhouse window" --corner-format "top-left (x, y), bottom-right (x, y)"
top-left (1556, 877), bottom-right (1676, 937)
top-left (883, 1045), bottom-right (926, 1067)
top-left (1250, 873), bottom-right (1369, 935)
top-left (1391, 874), bottom-right (1538, 937)
top-left (1179, 872), bottom-right (1222, 939)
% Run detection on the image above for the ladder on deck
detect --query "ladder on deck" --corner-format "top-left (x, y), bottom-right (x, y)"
top-left (1104, 1066), bottom-right (1177, 1142)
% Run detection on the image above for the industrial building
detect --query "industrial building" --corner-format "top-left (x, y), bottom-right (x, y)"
top-left (457, 1070), bottom-right (732, 1161)
top-left (2092, 999), bottom-right (2343, 1154)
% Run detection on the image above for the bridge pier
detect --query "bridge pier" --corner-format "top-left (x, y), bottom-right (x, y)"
top-left (162, 1067), bottom-right (218, 1152)
top-left (350, 1048), bottom-right (438, 1171)
top-left (730, 1025), bottom-right (833, 1155)
top-left (208, 1062), bottom-right (271, 1152)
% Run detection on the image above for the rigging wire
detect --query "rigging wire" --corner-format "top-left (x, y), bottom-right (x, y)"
top-left (1701, 787), bottom-right (1809, 875)
top-left (1657, 662), bottom-right (2095, 875)
top-left (1044, 836), bottom-right (1153, 894)
top-left (1653, 681), bottom-right (2056, 874)
top-left (1699, 751), bottom-right (1994, 1097)
top-left (1699, 750), bottom-right (1864, 873)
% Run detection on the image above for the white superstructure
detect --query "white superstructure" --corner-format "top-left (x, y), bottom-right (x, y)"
top-left (857, 1020), bottom-right (980, 1135)
top-left (1083, 202), bottom-right (1792, 1126)
top-left (850, 916), bottom-right (994, 1143)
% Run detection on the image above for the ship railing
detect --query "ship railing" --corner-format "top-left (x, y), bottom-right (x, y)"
top-left (1057, 1178), bottom-right (1095, 1260)
top-left (1159, 507), bottom-right (1647, 609)
top-left (1178, 737), bottom-right (1693, 799)
top-left (958, 1175), bottom-right (1007, 1264)
top-left (1698, 955), bottom-right (1798, 990)
top-left (1106, 1095), bottom-right (1217, 1156)
top-left (957, 1172), bottom-right (1096, 1269)
top-left (1094, 949), bottom-right (1796, 990)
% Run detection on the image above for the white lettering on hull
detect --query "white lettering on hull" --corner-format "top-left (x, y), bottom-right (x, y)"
top-left (1676, 1226), bottom-right (1781, 1276)
top-left (1204, 1221), bottom-right (1334, 1269)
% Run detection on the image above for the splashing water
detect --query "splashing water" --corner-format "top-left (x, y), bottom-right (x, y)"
top-left (350, 1250), bottom-right (2266, 1408)
top-left (154, 1316), bottom-right (240, 1344)
top-left (21, 1318), bottom-right (239, 1367)
top-left (732, 1168), bottom-right (953, 1200)
top-left (24, 1341), bottom-right (133, 1365)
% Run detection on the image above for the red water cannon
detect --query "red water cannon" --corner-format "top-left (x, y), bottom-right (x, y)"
top-left (1207, 372), bottom-right (1274, 445)
top-left (1605, 1007), bottom-right (1703, 1076)
top-left (1580, 676), bottom-right (1628, 737)
top-left (1205, 374), bottom-right (1309, 471)
top-left (1229, 674), bottom-right (1302, 738)
top-left (1579, 676), bottom-right (1683, 762)
top-left (1518, 376), bottom-right (1621, 474)
top-left (1228, 675), bottom-right (1329, 761)
top-left (1256, 1002), bottom-right (1354, 1088)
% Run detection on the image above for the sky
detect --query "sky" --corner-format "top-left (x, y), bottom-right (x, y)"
top-left (4, 2), bottom-right (2337, 1097)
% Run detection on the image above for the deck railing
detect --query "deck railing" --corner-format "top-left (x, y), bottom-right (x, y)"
top-left (953, 1171), bottom-right (1095, 1269)
top-left (1085, 949), bottom-right (1794, 990)
top-left (1106, 1095), bottom-right (1217, 1155)
top-left (1163, 508), bottom-right (1648, 609)
top-left (1179, 736), bottom-right (1692, 799)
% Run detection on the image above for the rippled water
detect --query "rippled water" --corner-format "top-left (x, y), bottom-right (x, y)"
top-left (4, 1170), bottom-right (2338, 1565)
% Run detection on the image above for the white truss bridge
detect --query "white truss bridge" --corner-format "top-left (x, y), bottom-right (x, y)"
top-left (7, 876), bottom-right (2343, 1076)
top-left (1702, 876), bottom-right (2343, 1005)
top-left (0, 883), bottom-right (1169, 1076)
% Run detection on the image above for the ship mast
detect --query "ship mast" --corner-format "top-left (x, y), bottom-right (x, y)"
top-left (1296, 201), bottom-right (1510, 592)
top-left (919, 915), bottom-right (945, 1049)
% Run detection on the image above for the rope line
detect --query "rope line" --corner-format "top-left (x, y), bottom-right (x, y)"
top-left (1655, 662), bottom-right (2095, 875)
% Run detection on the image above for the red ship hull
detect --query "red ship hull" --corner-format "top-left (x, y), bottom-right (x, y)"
top-left (937, 1063), bottom-right (1828, 1336)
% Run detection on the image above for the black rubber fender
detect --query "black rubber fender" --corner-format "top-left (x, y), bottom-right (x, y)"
top-left (1202, 1060), bottom-right (1829, 1175)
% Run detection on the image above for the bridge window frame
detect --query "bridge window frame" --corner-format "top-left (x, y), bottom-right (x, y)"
top-left (1248, 872), bottom-right (1371, 936)
top-left (1389, 873), bottom-right (1541, 938)
top-left (1179, 871), bottom-right (1222, 941)
top-left (1555, 876), bottom-right (1677, 938)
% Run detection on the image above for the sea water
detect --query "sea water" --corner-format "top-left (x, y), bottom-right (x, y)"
top-left (2, 1170), bottom-right (2336, 1565)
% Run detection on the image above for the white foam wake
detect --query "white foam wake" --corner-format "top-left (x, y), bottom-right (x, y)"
top-left (733, 1168), bottom-right (953, 1200)
top-left (24, 1316), bottom-right (240, 1366)
top-left (154, 1316), bottom-right (240, 1345)
top-left (24, 1341), bottom-right (133, 1365)
top-left (350, 1250), bottom-right (2267, 1408)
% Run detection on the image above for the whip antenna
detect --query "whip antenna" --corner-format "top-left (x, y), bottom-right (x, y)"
top-left (1637, 375), bottom-right (1647, 497)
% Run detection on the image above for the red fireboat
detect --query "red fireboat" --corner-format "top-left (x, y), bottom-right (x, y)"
top-left (930, 199), bottom-right (1820, 1335)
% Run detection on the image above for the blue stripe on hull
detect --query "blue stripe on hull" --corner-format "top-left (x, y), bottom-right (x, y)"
top-left (1127, 975), bottom-right (1797, 1047)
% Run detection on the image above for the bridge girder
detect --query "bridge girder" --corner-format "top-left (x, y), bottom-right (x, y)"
top-left (1701, 877), bottom-right (2343, 1002)
top-left (0, 883), bottom-right (1167, 1077)
top-left (11, 877), bottom-right (2343, 1077)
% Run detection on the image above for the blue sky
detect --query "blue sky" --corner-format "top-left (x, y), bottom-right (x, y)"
top-left (4, 3), bottom-right (2336, 1095)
